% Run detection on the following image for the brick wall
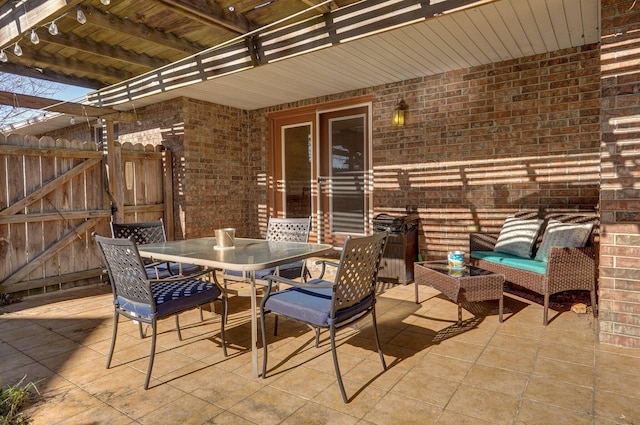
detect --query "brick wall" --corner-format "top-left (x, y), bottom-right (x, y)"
top-left (599, 0), bottom-right (640, 348)
top-left (182, 98), bottom-right (251, 239)
top-left (249, 45), bottom-right (601, 258)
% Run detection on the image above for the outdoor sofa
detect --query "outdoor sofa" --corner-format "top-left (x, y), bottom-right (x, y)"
top-left (469, 211), bottom-right (599, 325)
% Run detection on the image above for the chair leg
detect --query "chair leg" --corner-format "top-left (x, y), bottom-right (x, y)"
top-left (274, 315), bottom-right (279, 336)
top-left (372, 307), bottom-right (387, 370)
top-left (260, 308), bottom-right (269, 378)
top-left (543, 293), bottom-right (550, 326)
top-left (330, 325), bottom-right (348, 403)
top-left (220, 298), bottom-right (228, 357)
top-left (144, 319), bottom-right (158, 390)
top-left (314, 327), bottom-right (320, 348)
top-left (106, 311), bottom-right (119, 369)
top-left (175, 315), bottom-right (182, 341)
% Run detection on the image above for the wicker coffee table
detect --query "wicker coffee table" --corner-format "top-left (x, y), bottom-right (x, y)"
top-left (414, 261), bottom-right (505, 324)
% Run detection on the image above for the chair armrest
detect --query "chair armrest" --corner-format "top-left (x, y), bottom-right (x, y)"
top-left (545, 246), bottom-right (597, 292)
top-left (264, 274), bottom-right (334, 289)
top-left (149, 268), bottom-right (217, 284)
top-left (314, 259), bottom-right (340, 279)
top-left (469, 233), bottom-right (499, 252)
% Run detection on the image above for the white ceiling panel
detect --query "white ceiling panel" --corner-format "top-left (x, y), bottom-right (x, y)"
top-left (112, 0), bottom-right (604, 112)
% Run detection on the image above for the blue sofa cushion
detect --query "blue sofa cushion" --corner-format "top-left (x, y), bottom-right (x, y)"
top-left (471, 251), bottom-right (547, 275)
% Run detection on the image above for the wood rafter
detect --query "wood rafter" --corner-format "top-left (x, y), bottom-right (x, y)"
top-left (81, 6), bottom-right (206, 56)
top-left (37, 31), bottom-right (169, 69)
top-left (8, 48), bottom-right (135, 85)
top-left (0, 62), bottom-right (103, 89)
top-left (155, 0), bottom-right (253, 35)
top-left (0, 91), bottom-right (137, 122)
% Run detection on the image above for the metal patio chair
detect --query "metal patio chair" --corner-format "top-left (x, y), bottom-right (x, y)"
top-left (260, 231), bottom-right (389, 403)
top-left (93, 233), bottom-right (227, 390)
top-left (111, 219), bottom-right (202, 278)
top-left (218, 217), bottom-right (312, 320)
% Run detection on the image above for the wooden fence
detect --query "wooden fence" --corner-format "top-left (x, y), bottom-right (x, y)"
top-left (0, 134), bottom-right (172, 297)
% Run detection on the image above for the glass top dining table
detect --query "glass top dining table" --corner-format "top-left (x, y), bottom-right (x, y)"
top-left (138, 237), bottom-right (333, 377)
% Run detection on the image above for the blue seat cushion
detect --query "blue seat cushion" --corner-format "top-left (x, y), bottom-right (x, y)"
top-left (117, 279), bottom-right (221, 319)
top-left (263, 279), bottom-right (374, 327)
top-left (226, 261), bottom-right (304, 280)
top-left (168, 262), bottom-right (202, 276)
top-left (471, 251), bottom-right (547, 275)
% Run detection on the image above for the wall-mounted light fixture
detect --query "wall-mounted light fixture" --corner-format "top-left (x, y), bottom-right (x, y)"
top-left (392, 99), bottom-right (408, 127)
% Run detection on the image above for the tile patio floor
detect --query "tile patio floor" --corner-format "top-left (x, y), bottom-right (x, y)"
top-left (1, 272), bottom-right (640, 425)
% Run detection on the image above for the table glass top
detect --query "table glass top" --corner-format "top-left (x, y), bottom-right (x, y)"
top-left (138, 237), bottom-right (333, 271)
top-left (419, 261), bottom-right (497, 278)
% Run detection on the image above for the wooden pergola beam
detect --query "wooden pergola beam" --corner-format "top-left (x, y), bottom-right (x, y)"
top-left (37, 32), bottom-right (169, 70)
top-left (0, 62), bottom-right (104, 89)
top-left (0, 91), bottom-right (137, 122)
top-left (156, 0), bottom-right (253, 35)
top-left (81, 6), bottom-right (206, 56)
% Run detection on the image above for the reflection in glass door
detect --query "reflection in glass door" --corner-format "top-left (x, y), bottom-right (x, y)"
top-left (328, 115), bottom-right (366, 235)
top-left (282, 124), bottom-right (312, 218)
top-left (318, 105), bottom-right (370, 245)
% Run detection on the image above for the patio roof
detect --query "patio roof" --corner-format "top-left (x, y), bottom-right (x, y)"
top-left (0, 0), bottom-right (600, 134)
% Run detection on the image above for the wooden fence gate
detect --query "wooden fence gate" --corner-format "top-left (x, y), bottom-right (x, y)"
top-left (0, 134), bottom-right (172, 297)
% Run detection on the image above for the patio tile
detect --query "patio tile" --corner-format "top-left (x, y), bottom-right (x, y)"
top-left (515, 399), bottom-right (594, 425)
top-left (414, 352), bottom-right (474, 382)
top-left (228, 385), bottom-right (308, 425)
top-left (187, 368), bottom-right (264, 410)
top-left (537, 339), bottom-right (595, 366)
top-left (280, 402), bottom-right (360, 425)
top-left (59, 404), bottom-right (136, 425)
top-left (22, 385), bottom-right (105, 425)
top-left (270, 365), bottom-right (335, 399)
top-left (462, 363), bottom-right (529, 395)
top-left (594, 389), bottom-right (640, 425)
top-left (427, 338), bottom-right (486, 363)
top-left (531, 357), bottom-right (595, 387)
top-left (435, 409), bottom-right (495, 425)
top-left (476, 346), bottom-right (537, 374)
top-left (523, 376), bottom-right (593, 414)
top-left (389, 367), bottom-right (459, 407)
top-left (1, 284), bottom-right (639, 424)
top-left (362, 391), bottom-right (442, 425)
top-left (108, 383), bottom-right (187, 421)
top-left (446, 384), bottom-right (520, 425)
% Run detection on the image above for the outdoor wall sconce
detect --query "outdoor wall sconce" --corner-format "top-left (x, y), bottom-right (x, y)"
top-left (393, 99), bottom-right (408, 127)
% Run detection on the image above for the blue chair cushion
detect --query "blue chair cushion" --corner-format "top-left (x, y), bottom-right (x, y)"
top-left (471, 251), bottom-right (547, 275)
top-left (168, 262), bottom-right (202, 276)
top-left (226, 261), bottom-right (304, 280)
top-left (263, 279), bottom-right (374, 327)
top-left (117, 279), bottom-right (221, 319)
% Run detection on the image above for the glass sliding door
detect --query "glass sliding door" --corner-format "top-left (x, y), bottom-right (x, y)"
top-left (318, 105), bottom-right (370, 245)
top-left (270, 101), bottom-right (371, 245)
